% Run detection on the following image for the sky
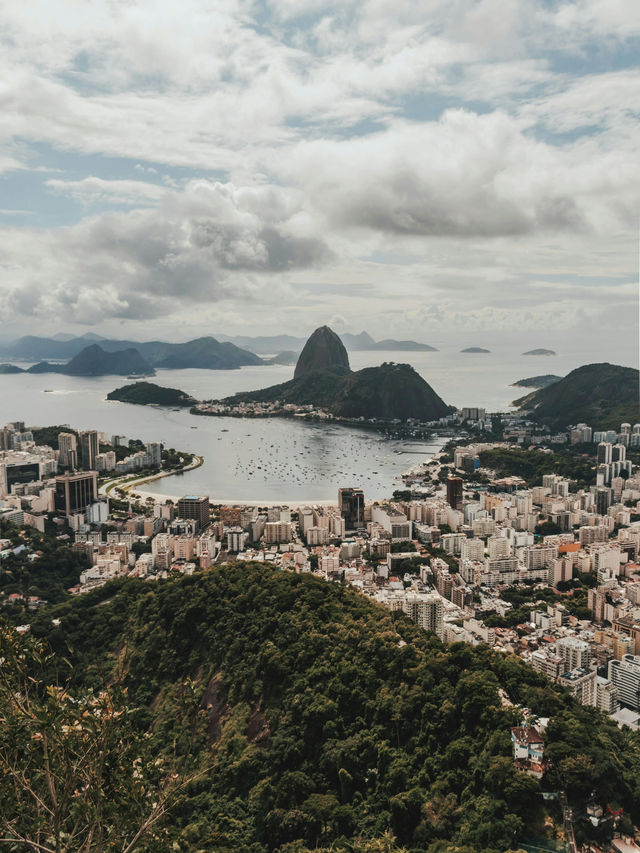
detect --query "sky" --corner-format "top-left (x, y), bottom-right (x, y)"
top-left (0, 0), bottom-right (638, 358)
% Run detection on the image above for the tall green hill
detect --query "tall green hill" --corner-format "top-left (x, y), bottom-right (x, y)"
top-left (28, 564), bottom-right (640, 853)
top-left (514, 362), bottom-right (639, 429)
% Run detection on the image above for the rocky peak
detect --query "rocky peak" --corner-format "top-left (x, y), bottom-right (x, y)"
top-left (294, 326), bottom-right (350, 379)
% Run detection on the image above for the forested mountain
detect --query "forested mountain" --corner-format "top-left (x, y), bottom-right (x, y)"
top-left (107, 381), bottom-right (197, 406)
top-left (25, 344), bottom-right (154, 376)
top-left (514, 362), bottom-right (639, 428)
top-left (18, 564), bottom-right (640, 853)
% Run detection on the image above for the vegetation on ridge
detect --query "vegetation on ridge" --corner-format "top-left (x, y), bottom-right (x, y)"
top-left (12, 563), bottom-right (640, 852)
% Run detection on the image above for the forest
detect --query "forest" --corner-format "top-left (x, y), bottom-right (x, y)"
top-left (3, 562), bottom-right (636, 853)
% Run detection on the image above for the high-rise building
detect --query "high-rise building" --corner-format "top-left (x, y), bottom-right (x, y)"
top-left (54, 471), bottom-right (98, 516)
top-left (79, 430), bottom-right (99, 471)
top-left (446, 477), bottom-right (463, 511)
top-left (597, 442), bottom-right (613, 465)
top-left (556, 637), bottom-right (590, 672)
top-left (608, 654), bottom-right (640, 711)
top-left (177, 495), bottom-right (210, 531)
top-left (58, 432), bottom-right (77, 469)
top-left (595, 487), bottom-right (612, 516)
top-left (146, 442), bottom-right (162, 468)
top-left (338, 487), bottom-right (364, 531)
top-left (402, 593), bottom-right (443, 640)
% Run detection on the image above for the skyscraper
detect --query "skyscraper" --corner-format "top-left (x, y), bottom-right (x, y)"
top-left (79, 430), bottom-right (99, 470)
top-left (446, 477), bottom-right (463, 511)
top-left (177, 495), bottom-right (210, 531)
top-left (58, 432), bottom-right (78, 469)
top-left (338, 487), bottom-right (364, 531)
top-left (54, 471), bottom-right (98, 516)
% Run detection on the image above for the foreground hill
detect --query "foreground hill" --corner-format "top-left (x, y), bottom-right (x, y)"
top-left (514, 362), bottom-right (639, 429)
top-left (26, 564), bottom-right (640, 852)
top-left (107, 381), bottom-right (196, 406)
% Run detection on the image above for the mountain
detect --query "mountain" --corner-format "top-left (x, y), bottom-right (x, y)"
top-left (25, 345), bottom-right (154, 377)
top-left (263, 350), bottom-right (298, 366)
top-left (228, 327), bottom-right (450, 421)
top-left (332, 363), bottom-right (450, 420)
top-left (64, 345), bottom-right (153, 376)
top-left (152, 337), bottom-right (263, 370)
top-left (107, 381), bottom-right (196, 407)
top-left (523, 348), bottom-right (556, 356)
top-left (461, 347), bottom-right (490, 353)
top-left (27, 564), bottom-right (640, 852)
top-left (0, 335), bottom-right (262, 370)
top-left (512, 375), bottom-right (563, 389)
top-left (339, 331), bottom-right (376, 349)
top-left (372, 339), bottom-right (437, 351)
top-left (0, 364), bottom-right (24, 374)
top-left (514, 362), bottom-right (639, 428)
top-left (215, 333), bottom-right (308, 354)
top-left (294, 325), bottom-right (350, 379)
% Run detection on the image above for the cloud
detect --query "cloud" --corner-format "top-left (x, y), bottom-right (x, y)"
top-left (46, 176), bottom-right (168, 205)
top-left (0, 180), bottom-right (331, 322)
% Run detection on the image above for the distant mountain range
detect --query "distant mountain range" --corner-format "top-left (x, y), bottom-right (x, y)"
top-left (0, 336), bottom-right (263, 373)
top-left (202, 331), bottom-right (438, 353)
top-left (514, 362), bottom-right (639, 428)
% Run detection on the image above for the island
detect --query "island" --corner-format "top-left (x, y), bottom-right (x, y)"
top-left (25, 344), bottom-right (155, 377)
top-left (513, 362), bottom-right (639, 428)
top-left (107, 381), bottom-right (197, 407)
top-left (523, 348), bottom-right (556, 355)
top-left (461, 347), bottom-right (490, 353)
top-left (262, 350), bottom-right (298, 366)
top-left (195, 325), bottom-right (452, 422)
top-left (512, 374), bottom-right (562, 389)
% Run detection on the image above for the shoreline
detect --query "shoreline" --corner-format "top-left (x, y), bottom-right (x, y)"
top-left (100, 454), bottom-right (204, 499)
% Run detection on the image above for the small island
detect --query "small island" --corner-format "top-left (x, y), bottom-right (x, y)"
top-left (107, 381), bottom-right (197, 407)
top-left (523, 348), bottom-right (556, 356)
top-left (263, 350), bottom-right (298, 365)
top-left (512, 374), bottom-right (562, 389)
top-left (461, 347), bottom-right (490, 353)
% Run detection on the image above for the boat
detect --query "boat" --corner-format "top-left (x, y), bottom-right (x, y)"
top-left (43, 389), bottom-right (53, 393)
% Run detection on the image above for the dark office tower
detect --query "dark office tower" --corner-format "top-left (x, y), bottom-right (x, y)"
top-left (612, 444), bottom-right (626, 462)
top-left (446, 477), bottom-right (463, 511)
top-left (597, 442), bottom-right (612, 465)
top-left (58, 432), bottom-right (78, 469)
top-left (54, 471), bottom-right (98, 516)
top-left (177, 495), bottom-right (210, 531)
top-left (79, 430), bottom-right (99, 471)
top-left (595, 487), bottom-right (612, 516)
top-left (338, 487), bottom-right (364, 531)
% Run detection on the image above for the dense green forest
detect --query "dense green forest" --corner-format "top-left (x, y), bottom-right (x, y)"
top-left (14, 563), bottom-right (640, 852)
top-left (478, 447), bottom-right (596, 488)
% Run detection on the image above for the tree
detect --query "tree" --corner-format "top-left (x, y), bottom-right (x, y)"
top-left (0, 624), bottom-right (197, 852)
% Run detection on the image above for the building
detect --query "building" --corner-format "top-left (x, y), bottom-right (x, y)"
top-left (79, 430), bottom-right (99, 471)
top-left (558, 667), bottom-right (597, 706)
top-left (596, 677), bottom-right (619, 714)
top-left (146, 442), bottom-right (162, 468)
top-left (556, 637), bottom-right (590, 672)
top-left (58, 432), bottom-right (77, 469)
top-left (54, 471), bottom-right (98, 516)
top-left (446, 477), bottom-right (463, 511)
top-left (511, 726), bottom-right (545, 778)
top-left (338, 488), bottom-right (365, 531)
top-left (226, 527), bottom-right (248, 553)
top-left (176, 495), bottom-right (210, 531)
top-left (402, 593), bottom-right (443, 639)
top-left (609, 654), bottom-right (640, 711)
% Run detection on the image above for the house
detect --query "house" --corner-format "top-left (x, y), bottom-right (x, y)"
top-left (511, 725), bottom-right (545, 778)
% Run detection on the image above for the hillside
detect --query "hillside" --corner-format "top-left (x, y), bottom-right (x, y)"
top-left (332, 363), bottom-right (450, 420)
top-left (24, 564), bottom-right (640, 852)
top-left (153, 336), bottom-right (263, 369)
top-left (263, 350), bottom-right (298, 365)
top-left (512, 374), bottom-right (562, 389)
top-left (0, 363), bottom-right (24, 373)
top-left (523, 348), bottom-right (556, 356)
top-left (107, 381), bottom-right (197, 407)
top-left (227, 362), bottom-right (450, 421)
top-left (461, 347), bottom-right (490, 353)
top-left (294, 326), bottom-right (350, 378)
top-left (514, 362), bottom-right (639, 429)
top-left (341, 332), bottom-right (437, 351)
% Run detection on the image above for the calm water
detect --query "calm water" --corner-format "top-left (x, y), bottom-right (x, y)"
top-left (1, 341), bottom-right (635, 502)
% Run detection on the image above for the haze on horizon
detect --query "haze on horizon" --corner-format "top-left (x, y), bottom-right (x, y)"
top-left (0, 0), bottom-right (638, 365)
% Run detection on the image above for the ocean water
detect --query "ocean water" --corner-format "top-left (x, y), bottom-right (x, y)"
top-left (0, 341), bottom-right (635, 502)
